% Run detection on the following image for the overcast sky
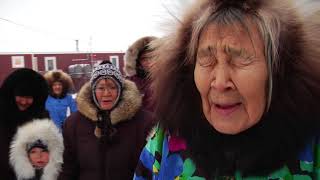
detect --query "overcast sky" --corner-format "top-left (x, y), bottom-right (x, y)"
top-left (0, 0), bottom-right (192, 53)
top-left (1, 0), bottom-right (314, 53)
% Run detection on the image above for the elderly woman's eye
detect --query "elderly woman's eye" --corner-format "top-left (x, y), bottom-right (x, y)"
top-left (233, 55), bottom-right (255, 66)
top-left (95, 87), bottom-right (105, 92)
top-left (197, 56), bottom-right (214, 67)
top-left (109, 86), bottom-right (117, 90)
top-left (197, 47), bottom-right (216, 67)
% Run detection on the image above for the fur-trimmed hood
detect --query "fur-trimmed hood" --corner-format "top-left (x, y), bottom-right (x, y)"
top-left (9, 119), bottom-right (64, 180)
top-left (124, 36), bottom-right (157, 77)
top-left (44, 70), bottom-right (74, 97)
top-left (149, 0), bottom-right (320, 177)
top-left (76, 79), bottom-right (142, 125)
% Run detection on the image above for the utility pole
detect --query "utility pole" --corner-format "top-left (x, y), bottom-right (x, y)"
top-left (89, 36), bottom-right (93, 68)
top-left (75, 39), bottom-right (79, 52)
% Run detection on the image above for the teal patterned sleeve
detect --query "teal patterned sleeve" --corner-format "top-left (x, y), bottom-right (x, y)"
top-left (314, 136), bottom-right (320, 179)
top-left (134, 127), bottom-right (165, 180)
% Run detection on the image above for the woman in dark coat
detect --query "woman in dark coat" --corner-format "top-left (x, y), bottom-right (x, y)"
top-left (58, 61), bottom-right (153, 180)
top-left (0, 68), bottom-right (49, 180)
top-left (124, 36), bottom-right (158, 112)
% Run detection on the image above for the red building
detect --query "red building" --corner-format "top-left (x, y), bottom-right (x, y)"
top-left (0, 51), bottom-right (125, 91)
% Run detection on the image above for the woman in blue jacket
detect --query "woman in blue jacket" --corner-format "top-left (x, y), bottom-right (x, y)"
top-left (45, 70), bottom-right (77, 130)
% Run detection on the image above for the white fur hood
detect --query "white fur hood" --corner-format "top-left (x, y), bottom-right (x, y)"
top-left (9, 119), bottom-right (64, 180)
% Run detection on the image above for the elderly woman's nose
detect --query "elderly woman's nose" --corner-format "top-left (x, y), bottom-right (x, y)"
top-left (102, 89), bottom-right (112, 95)
top-left (210, 66), bottom-right (233, 91)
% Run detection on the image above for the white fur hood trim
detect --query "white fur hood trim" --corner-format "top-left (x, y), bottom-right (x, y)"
top-left (9, 119), bottom-right (64, 180)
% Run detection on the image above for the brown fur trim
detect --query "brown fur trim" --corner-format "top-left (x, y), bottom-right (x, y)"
top-left (124, 36), bottom-right (158, 77)
top-left (151, 0), bottom-right (320, 130)
top-left (76, 79), bottom-right (142, 124)
top-left (149, 0), bottom-right (320, 177)
top-left (44, 70), bottom-right (74, 96)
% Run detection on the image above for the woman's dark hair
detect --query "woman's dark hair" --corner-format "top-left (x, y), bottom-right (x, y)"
top-left (0, 68), bottom-right (49, 127)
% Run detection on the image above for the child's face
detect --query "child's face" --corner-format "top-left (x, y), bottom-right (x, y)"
top-left (28, 147), bottom-right (49, 168)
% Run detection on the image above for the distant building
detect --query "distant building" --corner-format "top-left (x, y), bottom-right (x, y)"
top-left (0, 51), bottom-right (124, 91)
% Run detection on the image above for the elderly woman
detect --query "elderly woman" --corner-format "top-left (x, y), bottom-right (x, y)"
top-left (134, 0), bottom-right (320, 179)
top-left (58, 61), bottom-right (153, 180)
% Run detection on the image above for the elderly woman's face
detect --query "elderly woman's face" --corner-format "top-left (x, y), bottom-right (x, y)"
top-left (194, 22), bottom-right (268, 134)
top-left (94, 78), bottom-right (119, 110)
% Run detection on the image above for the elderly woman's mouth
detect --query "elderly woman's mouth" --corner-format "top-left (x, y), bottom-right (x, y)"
top-left (213, 103), bottom-right (242, 116)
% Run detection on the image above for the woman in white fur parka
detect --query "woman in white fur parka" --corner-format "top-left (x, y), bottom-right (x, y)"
top-left (9, 119), bottom-right (64, 180)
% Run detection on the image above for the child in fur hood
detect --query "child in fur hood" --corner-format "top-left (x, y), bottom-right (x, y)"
top-left (27, 140), bottom-right (49, 170)
top-left (10, 119), bottom-right (64, 180)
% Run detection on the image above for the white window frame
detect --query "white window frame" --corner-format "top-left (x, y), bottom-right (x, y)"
top-left (11, 56), bottom-right (25, 68)
top-left (32, 56), bottom-right (38, 71)
top-left (44, 56), bottom-right (57, 71)
top-left (109, 56), bottom-right (119, 69)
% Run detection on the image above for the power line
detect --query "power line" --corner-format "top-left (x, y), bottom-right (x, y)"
top-left (0, 17), bottom-right (77, 42)
top-left (160, 1), bottom-right (182, 24)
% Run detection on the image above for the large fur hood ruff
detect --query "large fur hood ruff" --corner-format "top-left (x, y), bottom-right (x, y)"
top-left (76, 79), bottom-right (142, 124)
top-left (9, 119), bottom-right (64, 180)
top-left (148, 0), bottom-right (320, 177)
top-left (44, 70), bottom-right (74, 96)
top-left (124, 36), bottom-right (157, 77)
